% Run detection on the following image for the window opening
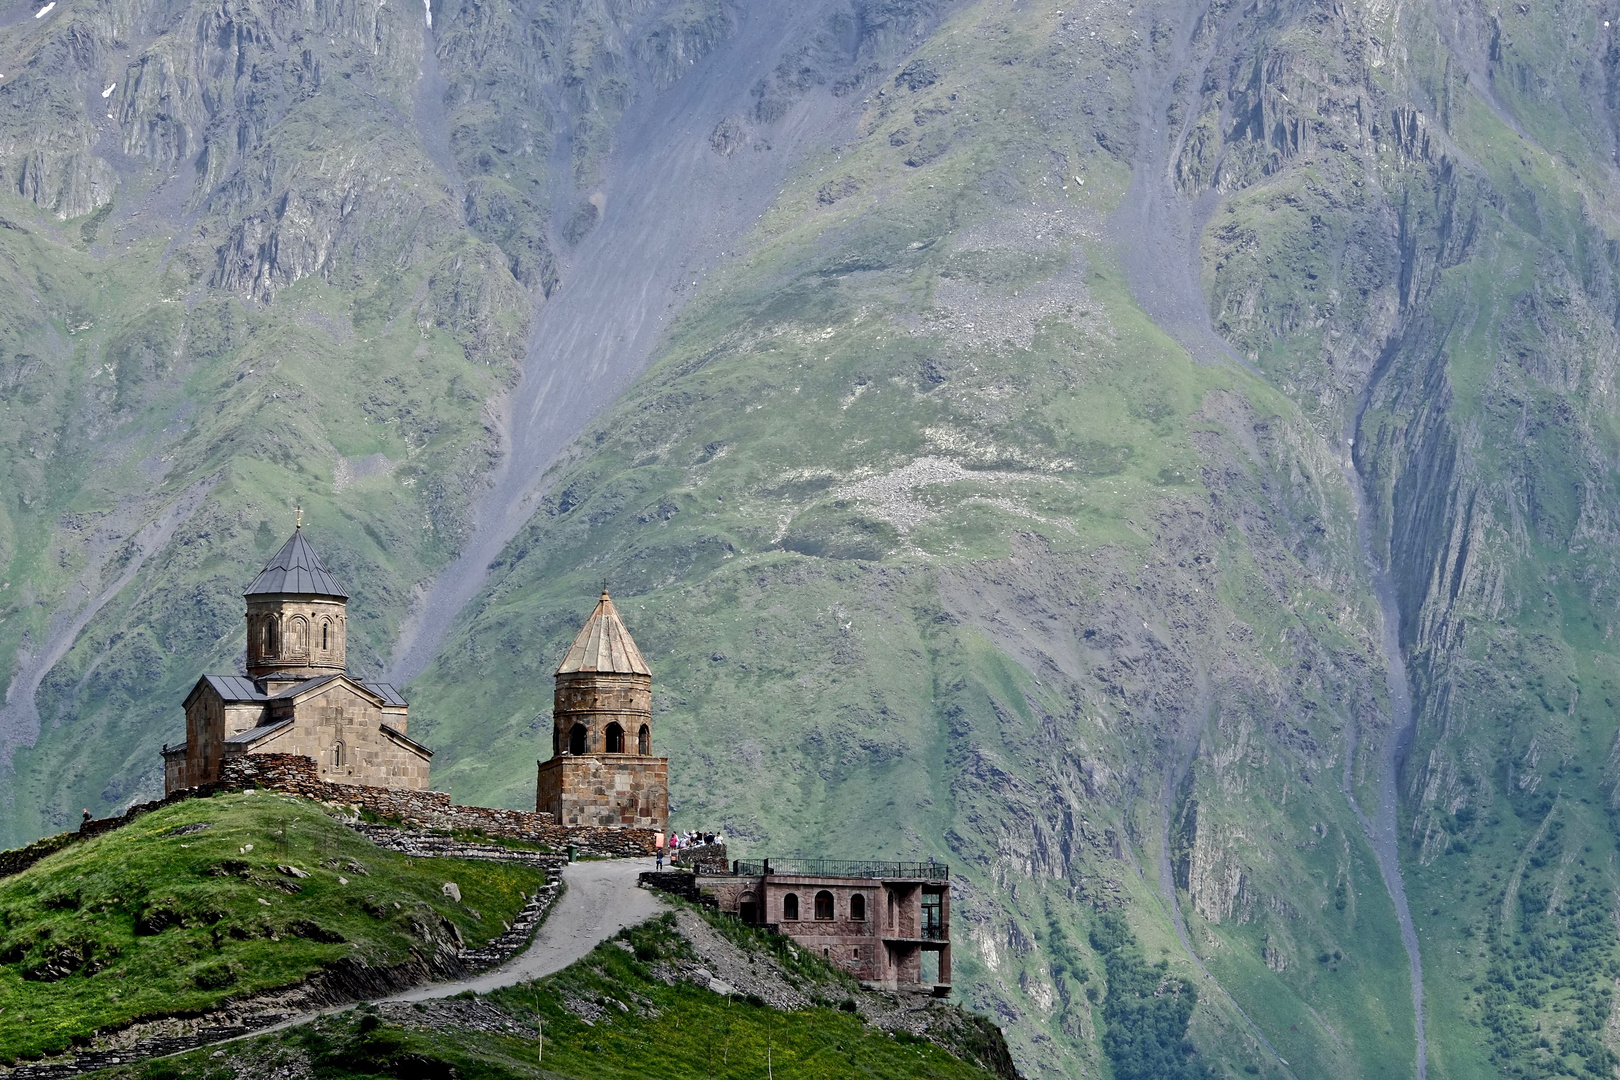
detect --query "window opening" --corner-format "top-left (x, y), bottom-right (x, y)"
top-left (638, 724), bottom-right (650, 755)
top-left (605, 722), bottom-right (624, 753)
top-left (815, 890), bottom-right (834, 920)
top-left (922, 892), bottom-right (944, 939)
top-left (850, 894), bottom-right (866, 921)
top-left (783, 893), bottom-right (799, 921)
top-left (321, 622), bottom-right (329, 650)
top-left (569, 724), bottom-right (587, 755)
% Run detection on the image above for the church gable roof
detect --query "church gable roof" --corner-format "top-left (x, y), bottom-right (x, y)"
top-left (557, 591), bottom-right (651, 676)
top-left (361, 680), bottom-right (408, 707)
top-left (224, 718), bottom-right (292, 747)
top-left (185, 674), bottom-right (266, 710)
top-left (244, 527), bottom-right (349, 599)
top-left (267, 673), bottom-right (383, 705)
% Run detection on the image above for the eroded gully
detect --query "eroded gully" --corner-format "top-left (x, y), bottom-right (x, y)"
top-left (1115, 0), bottom-right (1427, 1070)
top-left (388, 1), bottom-right (872, 685)
top-left (1344, 413), bottom-right (1428, 1080)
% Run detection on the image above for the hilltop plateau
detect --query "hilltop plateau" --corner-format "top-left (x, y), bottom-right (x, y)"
top-left (4, 0), bottom-right (1620, 1076)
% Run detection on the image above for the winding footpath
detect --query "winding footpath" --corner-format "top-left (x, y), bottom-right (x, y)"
top-left (391, 857), bottom-right (664, 1001)
top-left (9, 858), bottom-right (668, 1077)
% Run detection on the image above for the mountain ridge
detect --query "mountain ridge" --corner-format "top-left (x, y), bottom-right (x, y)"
top-left (5, 1), bottom-right (1620, 1078)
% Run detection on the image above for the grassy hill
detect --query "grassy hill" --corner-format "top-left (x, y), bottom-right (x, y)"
top-left (95, 908), bottom-right (1019, 1080)
top-left (0, 791), bottom-right (547, 1064)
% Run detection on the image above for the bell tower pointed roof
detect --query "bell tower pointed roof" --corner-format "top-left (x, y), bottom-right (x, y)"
top-left (244, 527), bottom-right (349, 599)
top-left (557, 590), bottom-right (650, 676)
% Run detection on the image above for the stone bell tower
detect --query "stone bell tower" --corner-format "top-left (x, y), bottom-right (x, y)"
top-left (243, 524), bottom-right (349, 684)
top-left (536, 590), bottom-right (668, 829)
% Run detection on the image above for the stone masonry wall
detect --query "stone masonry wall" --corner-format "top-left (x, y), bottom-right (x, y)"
top-left (219, 755), bottom-right (657, 856)
top-left (536, 755), bottom-right (668, 829)
top-left (0, 754), bottom-right (658, 884)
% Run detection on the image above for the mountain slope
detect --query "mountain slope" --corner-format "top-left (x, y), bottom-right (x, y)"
top-left (6, 0), bottom-right (1620, 1078)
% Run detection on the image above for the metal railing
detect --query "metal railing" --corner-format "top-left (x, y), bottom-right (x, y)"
top-left (921, 922), bottom-right (948, 941)
top-left (732, 858), bottom-right (949, 881)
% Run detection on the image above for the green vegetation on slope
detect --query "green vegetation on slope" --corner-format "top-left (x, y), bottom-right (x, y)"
top-left (1089, 910), bottom-right (1211, 1080)
top-left (0, 791), bottom-right (546, 1063)
top-left (98, 912), bottom-right (1011, 1080)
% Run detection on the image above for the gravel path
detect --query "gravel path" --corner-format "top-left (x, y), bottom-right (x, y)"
top-left (388, 856), bottom-right (665, 1001)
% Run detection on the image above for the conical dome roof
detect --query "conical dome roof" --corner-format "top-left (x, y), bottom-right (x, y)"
top-left (557, 591), bottom-right (650, 676)
top-left (244, 527), bottom-right (349, 599)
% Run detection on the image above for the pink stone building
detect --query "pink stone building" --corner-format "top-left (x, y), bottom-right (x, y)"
top-left (701, 859), bottom-right (952, 992)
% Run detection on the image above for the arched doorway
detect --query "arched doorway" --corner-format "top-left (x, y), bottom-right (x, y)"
top-left (569, 724), bottom-right (587, 755)
top-left (740, 892), bottom-right (758, 925)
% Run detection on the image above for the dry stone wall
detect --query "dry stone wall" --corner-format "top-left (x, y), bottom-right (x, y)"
top-left (219, 755), bottom-right (657, 856)
top-left (0, 753), bottom-right (657, 884)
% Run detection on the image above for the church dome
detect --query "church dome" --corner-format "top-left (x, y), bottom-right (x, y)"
top-left (244, 527), bottom-right (349, 599)
top-left (556, 590), bottom-right (650, 676)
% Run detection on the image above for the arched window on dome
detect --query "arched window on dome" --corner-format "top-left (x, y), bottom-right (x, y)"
top-left (288, 616), bottom-right (308, 657)
top-left (264, 617), bottom-right (278, 656)
top-left (605, 722), bottom-right (624, 753)
top-left (321, 620), bottom-right (330, 652)
top-left (638, 724), bottom-right (650, 755)
top-left (569, 724), bottom-right (587, 755)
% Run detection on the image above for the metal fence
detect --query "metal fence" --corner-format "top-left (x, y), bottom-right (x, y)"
top-left (732, 858), bottom-right (949, 881)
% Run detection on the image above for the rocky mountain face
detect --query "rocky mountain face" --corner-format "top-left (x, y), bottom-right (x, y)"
top-left (4, 0), bottom-right (1620, 1077)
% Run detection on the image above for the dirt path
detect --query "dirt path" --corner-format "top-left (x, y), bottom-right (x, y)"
top-left (390, 856), bottom-right (665, 1001)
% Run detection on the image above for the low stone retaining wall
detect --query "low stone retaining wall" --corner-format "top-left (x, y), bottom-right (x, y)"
top-left (0, 754), bottom-right (656, 886)
top-left (639, 870), bottom-right (705, 903)
top-left (353, 825), bottom-right (568, 872)
top-left (220, 756), bottom-right (658, 858)
top-left (672, 842), bottom-right (728, 874)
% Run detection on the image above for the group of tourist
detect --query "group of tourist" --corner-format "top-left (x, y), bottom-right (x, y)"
top-left (653, 829), bottom-right (723, 870)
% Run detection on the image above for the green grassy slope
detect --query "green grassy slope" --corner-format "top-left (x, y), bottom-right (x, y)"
top-left (93, 911), bottom-right (1016, 1080)
top-left (0, 791), bottom-right (546, 1063)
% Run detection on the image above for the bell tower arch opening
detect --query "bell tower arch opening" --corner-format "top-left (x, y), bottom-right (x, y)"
top-left (569, 724), bottom-right (588, 755)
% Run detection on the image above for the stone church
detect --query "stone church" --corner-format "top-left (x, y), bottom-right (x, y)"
top-left (162, 526), bottom-right (431, 794)
top-left (536, 589), bottom-right (668, 830)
